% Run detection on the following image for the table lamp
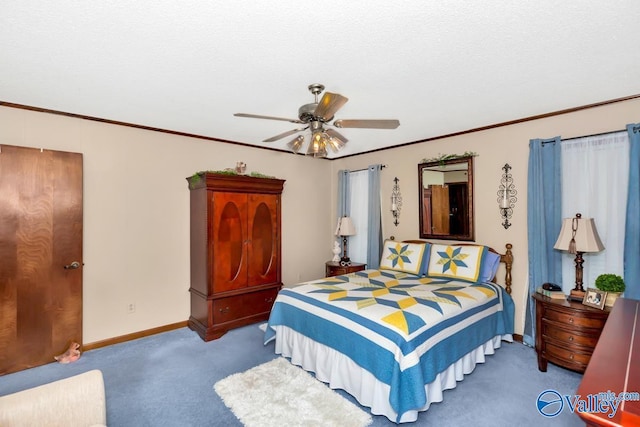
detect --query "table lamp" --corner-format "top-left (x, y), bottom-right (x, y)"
top-left (553, 213), bottom-right (605, 301)
top-left (335, 216), bottom-right (356, 266)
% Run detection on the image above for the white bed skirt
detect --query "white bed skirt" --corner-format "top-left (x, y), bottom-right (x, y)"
top-left (272, 325), bottom-right (513, 423)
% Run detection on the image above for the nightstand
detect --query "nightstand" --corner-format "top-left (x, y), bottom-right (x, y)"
top-left (325, 261), bottom-right (366, 277)
top-left (533, 293), bottom-right (610, 373)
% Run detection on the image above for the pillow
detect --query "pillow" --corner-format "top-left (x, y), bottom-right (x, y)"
top-left (426, 244), bottom-right (487, 283)
top-left (379, 240), bottom-right (429, 276)
top-left (479, 250), bottom-right (501, 282)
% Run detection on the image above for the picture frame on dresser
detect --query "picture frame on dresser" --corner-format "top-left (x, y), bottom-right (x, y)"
top-left (582, 287), bottom-right (607, 310)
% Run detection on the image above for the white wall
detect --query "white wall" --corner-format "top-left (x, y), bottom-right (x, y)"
top-left (332, 97), bottom-right (640, 336)
top-left (0, 106), bottom-right (333, 343)
top-left (2, 97), bottom-right (638, 340)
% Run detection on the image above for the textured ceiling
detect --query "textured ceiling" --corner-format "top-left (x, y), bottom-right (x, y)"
top-left (2, 1), bottom-right (639, 158)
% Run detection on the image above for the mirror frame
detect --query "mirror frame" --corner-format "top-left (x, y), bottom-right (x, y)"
top-left (418, 156), bottom-right (474, 241)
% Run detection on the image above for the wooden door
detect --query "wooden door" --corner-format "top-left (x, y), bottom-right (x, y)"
top-left (448, 183), bottom-right (468, 235)
top-left (0, 145), bottom-right (83, 375)
top-left (211, 192), bottom-right (248, 292)
top-left (247, 193), bottom-right (280, 287)
top-left (430, 185), bottom-right (450, 235)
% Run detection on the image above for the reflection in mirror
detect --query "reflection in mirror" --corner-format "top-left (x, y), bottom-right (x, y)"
top-left (418, 157), bottom-right (474, 241)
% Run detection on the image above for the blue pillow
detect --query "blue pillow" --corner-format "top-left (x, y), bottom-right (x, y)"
top-left (479, 250), bottom-right (501, 282)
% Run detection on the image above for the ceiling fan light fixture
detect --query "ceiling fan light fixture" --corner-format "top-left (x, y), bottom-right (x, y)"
top-left (287, 135), bottom-right (305, 154)
top-left (307, 131), bottom-right (328, 157)
top-left (326, 136), bottom-right (344, 153)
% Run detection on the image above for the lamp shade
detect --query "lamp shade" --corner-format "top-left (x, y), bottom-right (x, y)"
top-left (554, 214), bottom-right (605, 254)
top-left (336, 216), bottom-right (356, 237)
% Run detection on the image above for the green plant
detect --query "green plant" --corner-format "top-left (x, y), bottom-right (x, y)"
top-left (421, 151), bottom-right (478, 165)
top-left (188, 170), bottom-right (276, 188)
top-left (594, 274), bottom-right (625, 293)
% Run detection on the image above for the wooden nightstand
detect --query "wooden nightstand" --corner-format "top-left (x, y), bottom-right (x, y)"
top-left (325, 261), bottom-right (366, 277)
top-left (533, 293), bottom-right (610, 373)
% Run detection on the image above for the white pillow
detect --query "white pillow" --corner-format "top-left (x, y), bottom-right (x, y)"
top-left (379, 240), bottom-right (429, 276)
top-left (426, 244), bottom-right (487, 283)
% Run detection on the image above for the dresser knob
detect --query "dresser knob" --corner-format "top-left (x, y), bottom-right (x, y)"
top-left (219, 307), bottom-right (230, 313)
top-left (569, 336), bottom-right (574, 341)
top-left (570, 354), bottom-right (574, 359)
top-left (569, 318), bottom-right (574, 323)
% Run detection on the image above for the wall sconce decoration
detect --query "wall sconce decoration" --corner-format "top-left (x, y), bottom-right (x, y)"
top-left (497, 163), bottom-right (517, 229)
top-left (391, 177), bottom-right (402, 226)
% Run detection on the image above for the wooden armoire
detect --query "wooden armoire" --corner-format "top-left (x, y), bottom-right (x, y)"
top-left (187, 172), bottom-right (285, 341)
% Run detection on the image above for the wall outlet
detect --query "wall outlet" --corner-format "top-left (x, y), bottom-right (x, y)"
top-left (127, 302), bottom-right (136, 314)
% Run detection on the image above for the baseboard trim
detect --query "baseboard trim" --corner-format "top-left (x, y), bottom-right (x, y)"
top-left (82, 320), bottom-right (189, 351)
top-left (81, 321), bottom-right (524, 351)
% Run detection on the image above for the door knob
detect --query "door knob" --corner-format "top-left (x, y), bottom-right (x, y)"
top-left (64, 261), bottom-right (81, 270)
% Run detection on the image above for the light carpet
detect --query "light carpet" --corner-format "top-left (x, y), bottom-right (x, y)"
top-left (214, 357), bottom-right (372, 427)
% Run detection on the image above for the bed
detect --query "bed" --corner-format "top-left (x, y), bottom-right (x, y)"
top-left (264, 240), bottom-right (514, 423)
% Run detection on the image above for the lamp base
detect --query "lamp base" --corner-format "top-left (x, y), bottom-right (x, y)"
top-left (569, 289), bottom-right (586, 302)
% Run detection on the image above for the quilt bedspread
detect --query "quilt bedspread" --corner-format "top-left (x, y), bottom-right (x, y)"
top-left (264, 269), bottom-right (515, 421)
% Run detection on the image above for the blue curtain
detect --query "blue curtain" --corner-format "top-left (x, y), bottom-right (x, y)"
top-left (337, 170), bottom-right (350, 218)
top-left (625, 124), bottom-right (640, 300)
top-left (524, 137), bottom-right (563, 346)
top-left (366, 165), bottom-right (383, 268)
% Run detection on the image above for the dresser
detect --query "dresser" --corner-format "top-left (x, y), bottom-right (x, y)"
top-left (187, 173), bottom-right (285, 341)
top-left (325, 261), bottom-right (366, 277)
top-left (533, 293), bottom-right (609, 373)
top-left (576, 298), bottom-right (640, 426)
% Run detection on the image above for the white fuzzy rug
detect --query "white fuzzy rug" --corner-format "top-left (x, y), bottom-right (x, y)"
top-left (214, 357), bottom-right (372, 427)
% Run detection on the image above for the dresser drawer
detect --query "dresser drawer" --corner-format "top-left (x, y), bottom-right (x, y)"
top-left (545, 307), bottom-right (608, 329)
top-left (545, 341), bottom-right (593, 367)
top-left (542, 322), bottom-right (601, 348)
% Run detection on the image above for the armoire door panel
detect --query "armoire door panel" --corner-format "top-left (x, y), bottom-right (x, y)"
top-left (247, 194), bottom-right (279, 287)
top-left (211, 192), bottom-right (247, 292)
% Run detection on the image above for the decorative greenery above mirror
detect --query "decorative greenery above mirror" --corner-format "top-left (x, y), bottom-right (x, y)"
top-left (418, 156), bottom-right (474, 241)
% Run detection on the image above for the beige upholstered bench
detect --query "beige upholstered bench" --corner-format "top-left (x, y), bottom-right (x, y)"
top-left (0, 369), bottom-right (107, 427)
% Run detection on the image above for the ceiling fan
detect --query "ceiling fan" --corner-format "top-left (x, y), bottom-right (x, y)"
top-left (234, 83), bottom-right (400, 158)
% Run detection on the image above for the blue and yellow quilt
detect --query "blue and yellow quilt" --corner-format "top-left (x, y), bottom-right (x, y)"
top-left (264, 269), bottom-right (515, 421)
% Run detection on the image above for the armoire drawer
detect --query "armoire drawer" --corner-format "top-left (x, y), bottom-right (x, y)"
top-left (212, 288), bottom-right (279, 324)
top-left (212, 295), bottom-right (244, 323)
top-left (243, 288), bottom-right (279, 315)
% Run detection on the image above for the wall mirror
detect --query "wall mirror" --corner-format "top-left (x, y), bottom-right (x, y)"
top-left (418, 156), bottom-right (474, 241)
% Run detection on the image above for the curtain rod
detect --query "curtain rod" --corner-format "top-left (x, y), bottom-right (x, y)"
top-left (349, 164), bottom-right (387, 173)
top-left (541, 128), bottom-right (626, 144)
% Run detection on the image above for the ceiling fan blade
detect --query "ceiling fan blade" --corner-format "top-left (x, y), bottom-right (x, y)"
top-left (325, 128), bottom-right (349, 143)
top-left (333, 119), bottom-right (400, 129)
top-left (314, 92), bottom-right (349, 121)
top-left (234, 113), bottom-right (303, 124)
top-left (263, 128), bottom-right (306, 142)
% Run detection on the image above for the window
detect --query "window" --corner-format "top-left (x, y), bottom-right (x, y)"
top-left (560, 131), bottom-right (629, 288)
top-left (348, 169), bottom-right (368, 263)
